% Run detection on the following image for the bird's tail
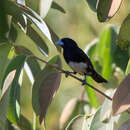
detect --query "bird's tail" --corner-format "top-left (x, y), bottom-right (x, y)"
top-left (91, 71), bottom-right (108, 83)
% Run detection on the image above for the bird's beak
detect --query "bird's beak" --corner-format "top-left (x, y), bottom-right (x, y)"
top-left (56, 40), bottom-right (64, 46)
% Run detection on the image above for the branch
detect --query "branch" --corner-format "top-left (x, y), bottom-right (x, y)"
top-left (31, 55), bottom-right (112, 101)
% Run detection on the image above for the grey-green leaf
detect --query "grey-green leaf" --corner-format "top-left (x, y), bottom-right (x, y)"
top-left (85, 0), bottom-right (98, 12)
top-left (97, 0), bottom-right (123, 22)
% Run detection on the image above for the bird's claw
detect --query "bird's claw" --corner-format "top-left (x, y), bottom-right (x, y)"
top-left (82, 79), bottom-right (86, 85)
top-left (64, 71), bottom-right (70, 77)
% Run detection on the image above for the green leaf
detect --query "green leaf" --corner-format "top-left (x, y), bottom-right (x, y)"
top-left (6, 54), bottom-right (27, 125)
top-left (111, 40), bottom-right (129, 71)
top-left (47, 24), bottom-right (61, 52)
top-left (84, 39), bottom-right (99, 108)
top-left (51, 1), bottom-right (66, 13)
top-left (125, 59), bottom-right (130, 75)
top-left (0, 43), bottom-right (13, 91)
top-left (17, 114), bottom-right (32, 130)
top-left (6, 1), bottom-right (53, 46)
top-left (59, 98), bottom-right (90, 129)
top-left (117, 14), bottom-right (130, 49)
top-left (25, 0), bottom-right (39, 13)
top-left (14, 45), bottom-right (41, 78)
top-left (27, 26), bottom-right (49, 56)
top-left (85, 78), bottom-right (99, 108)
top-left (32, 55), bottom-right (61, 128)
top-left (97, 0), bottom-right (123, 22)
top-left (18, 3), bottom-right (52, 43)
top-left (96, 25), bottom-right (116, 79)
top-left (14, 23), bottom-right (47, 57)
top-left (0, 89), bottom-right (10, 130)
top-left (0, 0), bottom-right (9, 42)
top-left (85, 0), bottom-right (98, 12)
top-left (8, 23), bottom-right (18, 43)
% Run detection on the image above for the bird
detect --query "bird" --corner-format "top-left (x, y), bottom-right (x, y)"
top-left (56, 38), bottom-right (107, 84)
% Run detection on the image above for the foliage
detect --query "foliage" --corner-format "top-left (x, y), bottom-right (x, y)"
top-left (0, 0), bottom-right (130, 130)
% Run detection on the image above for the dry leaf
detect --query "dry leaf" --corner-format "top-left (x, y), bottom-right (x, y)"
top-left (112, 74), bottom-right (130, 115)
top-left (39, 72), bottom-right (61, 126)
top-left (108, 0), bottom-right (122, 18)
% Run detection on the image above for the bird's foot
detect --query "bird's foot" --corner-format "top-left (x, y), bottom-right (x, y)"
top-left (82, 79), bottom-right (86, 85)
top-left (64, 71), bottom-right (77, 77)
top-left (64, 71), bottom-right (71, 77)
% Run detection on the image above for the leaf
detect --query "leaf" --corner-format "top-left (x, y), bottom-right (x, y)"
top-left (85, 78), bottom-right (99, 108)
top-left (125, 59), bottom-right (130, 75)
top-left (5, 1), bottom-right (26, 28)
top-left (112, 74), bottom-right (130, 115)
top-left (47, 24), bottom-right (61, 52)
top-left (6, 2), bottom-right (53, 45)
top-left (14, 23), bottom-right (47, 58)
top-left (51, 1), bottom-right (66, 13)
top-left (27, 26), bottom-right (49, 56)
top-left (32, 55), bottom-right (61, 128)
top-left (0, 45), bottom-right (15, 129)
top-left (0, 0), bottom-right (9, 42)
top-left (0, 70), bottom-right (16, 130)
top-left (0, 70), bottom-right (16, 129)
top-left (117, 111), bottom-right (130, 130)
top-left (39, 0), bottom-right (53, 18)
top-left (89, 106), bottom-right (120, 130)
top-left (0, 43), bottom-right (13, 90)
top-left (84, 39), bottom-right (99, 108)
top-left (66, 114), bottom-right (94, 130)
top-left (111, 43), bottom-right (129, 71)
top-left (6, 55), bottom-right (27, 125)
top-left (85, 0), bottom-right (98, 12)
top-left (17, 114), bottom-right (32, 130)
top-left (8, 23), bottom-right (18, 43)
top-left (117, 14), bottom-right (130, 49)
top-left (16, 2), bottom-right (41, 22)
top-left (14, 45), bottom-right (41, 78)
top-left (96, 25), bottom-right (116, 79)
top-left (66, 115), bottom-right (85, 130)
top-left (97, 0), bottom-right (123, 22)
top-left (59, 98), bottom-right (90, 129)
top-left (0, 70), bottom-right (16, 101)
top-left (119, 119), bottom-right (130, 130)
top-left (0, 89), bottom-right (10, 130)
top-left (100, 89), bottom-right (114, 123)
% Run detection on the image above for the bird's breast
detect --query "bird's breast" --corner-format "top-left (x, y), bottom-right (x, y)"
top-left (68, 61), bottom-right (87, 75)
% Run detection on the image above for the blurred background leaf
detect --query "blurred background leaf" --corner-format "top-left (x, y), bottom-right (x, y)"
top-left (117, 14), bottom-right (130, 50)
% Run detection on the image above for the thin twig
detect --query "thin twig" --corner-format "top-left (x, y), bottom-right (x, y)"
top-left (31, 55), bottom-right (112, 101)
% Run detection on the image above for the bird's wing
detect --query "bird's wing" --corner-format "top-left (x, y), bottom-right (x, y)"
top-left (73, 48), bottom-right (94, 70)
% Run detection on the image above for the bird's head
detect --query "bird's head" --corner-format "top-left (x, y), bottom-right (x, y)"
top-left (56, 38), bottom-right (78, 49)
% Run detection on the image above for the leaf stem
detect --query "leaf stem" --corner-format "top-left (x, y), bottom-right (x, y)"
top-left (33, 112), bottom-right (36, 130)
top-left (31, 55), bottom-right (112, 101)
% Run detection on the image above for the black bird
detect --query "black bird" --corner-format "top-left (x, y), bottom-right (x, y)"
top-left (56, 38), bottom-right (107, 84)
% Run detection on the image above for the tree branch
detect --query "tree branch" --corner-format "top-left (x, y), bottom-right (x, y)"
top-left (31, 55), bottom-right (112, 101)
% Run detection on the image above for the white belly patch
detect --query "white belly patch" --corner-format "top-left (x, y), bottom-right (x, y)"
top-left (68, 61), bottom-right (87, 74)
